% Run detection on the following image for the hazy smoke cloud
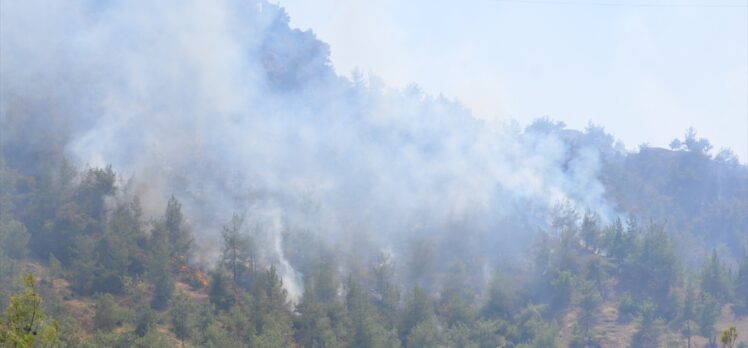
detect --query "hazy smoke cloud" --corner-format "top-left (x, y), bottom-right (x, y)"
top-left (1, 0), bottom-right (616, 300)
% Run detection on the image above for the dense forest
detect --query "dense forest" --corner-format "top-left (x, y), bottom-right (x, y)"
top-left (2, 124), bottom-right (747, 347)
top-left (1, 0), bottom-right (747, 347)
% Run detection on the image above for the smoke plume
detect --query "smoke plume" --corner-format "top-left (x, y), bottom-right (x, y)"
top-left (1, 0), bottom-right (617, 301)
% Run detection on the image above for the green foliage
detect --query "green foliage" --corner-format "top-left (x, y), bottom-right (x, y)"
top-left (661, 287), bottom-right (682, 322)
top-left (734, 252), bottom-right (748, 316)
top-left (0, 219), bottom-right (30, 260)
top-left (201, 321), bottom-right (242, 348)
top-left (0, 218), bottom-right (28, 302)
top-left (131, 329), bottom-right (171, 348)
top-left (630, 300), bottom-right (662, 348)
top-left (93, 293), bottom-right (132, 332)
top-left (208, 270), bottom-right (235, 312)
top-left (577, 280), bottom-right (601, 333)
top-left (308, 254), bottom-right (339, 304)
top-left (549, 270), bottom-right (574, 311)
top-left (147, 220), bottom-right (175, 309)
top-left (101, 198), bottom-right (147, 277)
top-left (407, 320), bottom-right (444, 348)
top-left (584, 256), bottom-right (607, 298)
top-left (682, 283), bottom-right (696, 322)
top-left (398, 286), bottom-right (432, 341)
top-left (617, 293), bottom-right (637, 322)
top-left (133, 308), bottom-right (156, 337)
top-left (253, 265), bottom-right (290, 314)
top-left (221, 292), bottom-right (256, 344)
top-left (170, 293), bottom-right (200, 343)
top-left (511, 304), bottom-right (552, 344)
top-left (295, 273), bottom-right (345, 348)
top-left (568, 323), bottom-right (599, 348)
top-left (553, 213), bottom-right (583, 273)
top-left (620, 224), bottom-right (679, 314)
top-left (67, 235), bottom-right (98, 295)
top-left (720, 327), bottom-right (738, 348)
top-left (438, 262), bottom-right (477, 327)
top-left (608, 128), bottom-right (747, 259)
top-left (252, 310), bottom-right (294, 348)
top-left (701, 250), bottom-right (733, 304)
top-left (697, 294), bottom-right (721, 343)
top-left (669, 127), bottom-right (712, 155)
top-left (0, 275), bottom-right (59, 348)
top-left (522, 320), bottom-right (559, 348)
top-left (221, 214), bottom-right (254, 285)
top-left (164, 197), bottom-right (192, 264)
top-left (605, 218), bottom-right (629, 272)
top-left (250, 265), bottom-right (294, 347)
top-left (580, 211), bottom-right (600, 252)
top-left (680, 283), bottom-right (698, 345)
top-left (150, 273), bottom-right (175, 310)
top-left (483, 270), bottom-right (512, 320)
top-left (47, 254), bottom-right (62, 279)
top-left (0, 136), bottom-right (745, 348)
top-left (345, 277), bottom-right (399, 348)
top-left (85, 329), bottom-right (170, 348)
top-left (470, 320), bottom-right (506, 348)
top-left (445, 323), bottom-right (478, 348)
top-left (75, 166), bottom-right (116, 221)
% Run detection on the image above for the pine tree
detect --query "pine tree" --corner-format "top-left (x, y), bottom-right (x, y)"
top-left (697, 294), bottom-right (721, 347)
top-left (620, 224), bottom-right (679, 307)
top-left (148, 222), bottom-right (174, 309)
top-left (682, 283), bottom-right (697, 348)
top-left (734, 252), bottom-right (748, 315)
top-left (345, 276), bottom-right (399, 348)
top-left (0, 275), bottom-right (59, 348)
top-left (68, 235), bottom-right (99, 295)
top-left (164, 196), bottom-right (193, 264)
top-left (295, 281), bottom-right (340, 348)
top-left (701, 250), bottom-right (732, 304)
top-left (720, 327), bottom-right (738, 348)
top-left (438, 262), bottom-right (475, 327)
top-left (221, 214), bottom-right (253, 285)
top-left (253, 266), bottom-right (294, 348)
top-left (578, 280), bottom-right (601, 334)
top-left (399, 286), bottom-right (431, 342)
top-left (580, 211), bottom-right (600, 252)
top-left (208, 270), bottom-right (235, 312)
top-left (482, 270), bottom-right (512, 320)
top-left (608, 218), bottom-right (626, 272)
top-left (224, 293), bottom-right (256, 345)
top-left (75, 166), bottom-right (116, 222)
top-left (94, 293), bottom-right (132, 331)
top-left (631, 300), bottom-right (661, 348)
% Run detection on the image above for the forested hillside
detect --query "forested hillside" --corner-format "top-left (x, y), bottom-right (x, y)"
top-left (1, 0), bottom-right (747, 347)
top-left (1, 139), bottom-right (746, 347)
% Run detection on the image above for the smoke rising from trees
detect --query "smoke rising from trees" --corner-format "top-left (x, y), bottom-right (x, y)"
top-left (0, 0), bottom-right (642, 300)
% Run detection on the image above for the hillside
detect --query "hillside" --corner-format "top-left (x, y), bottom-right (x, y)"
top-left (1, 0), bottom-right (747, 347)
top-left (2, 151), bottom-right (747, 347)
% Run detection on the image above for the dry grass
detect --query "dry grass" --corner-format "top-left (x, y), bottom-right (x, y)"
top-left (559, 297), bottom-right (748, 347)
top-left (64, 298), bottom-right (96, 332)
top-left (175, 281), bottom-right (208, 302)
top-left (689, 304), bottom-right (748, 347)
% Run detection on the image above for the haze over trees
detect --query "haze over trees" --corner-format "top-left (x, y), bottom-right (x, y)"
top-left (1, 0), bottom-right (747, 347)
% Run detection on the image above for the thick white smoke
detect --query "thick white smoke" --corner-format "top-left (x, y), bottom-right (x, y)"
top-left (1, 0), bottom-right (617, 301)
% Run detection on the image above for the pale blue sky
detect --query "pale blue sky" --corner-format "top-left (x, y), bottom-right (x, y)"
top-left (277, 0), bottom-right (747, 161)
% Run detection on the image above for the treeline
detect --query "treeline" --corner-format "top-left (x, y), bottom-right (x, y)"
top-left (601, 127), bottom-right (748, 260)
top-left (1, 156), bottom-right (747, 347)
